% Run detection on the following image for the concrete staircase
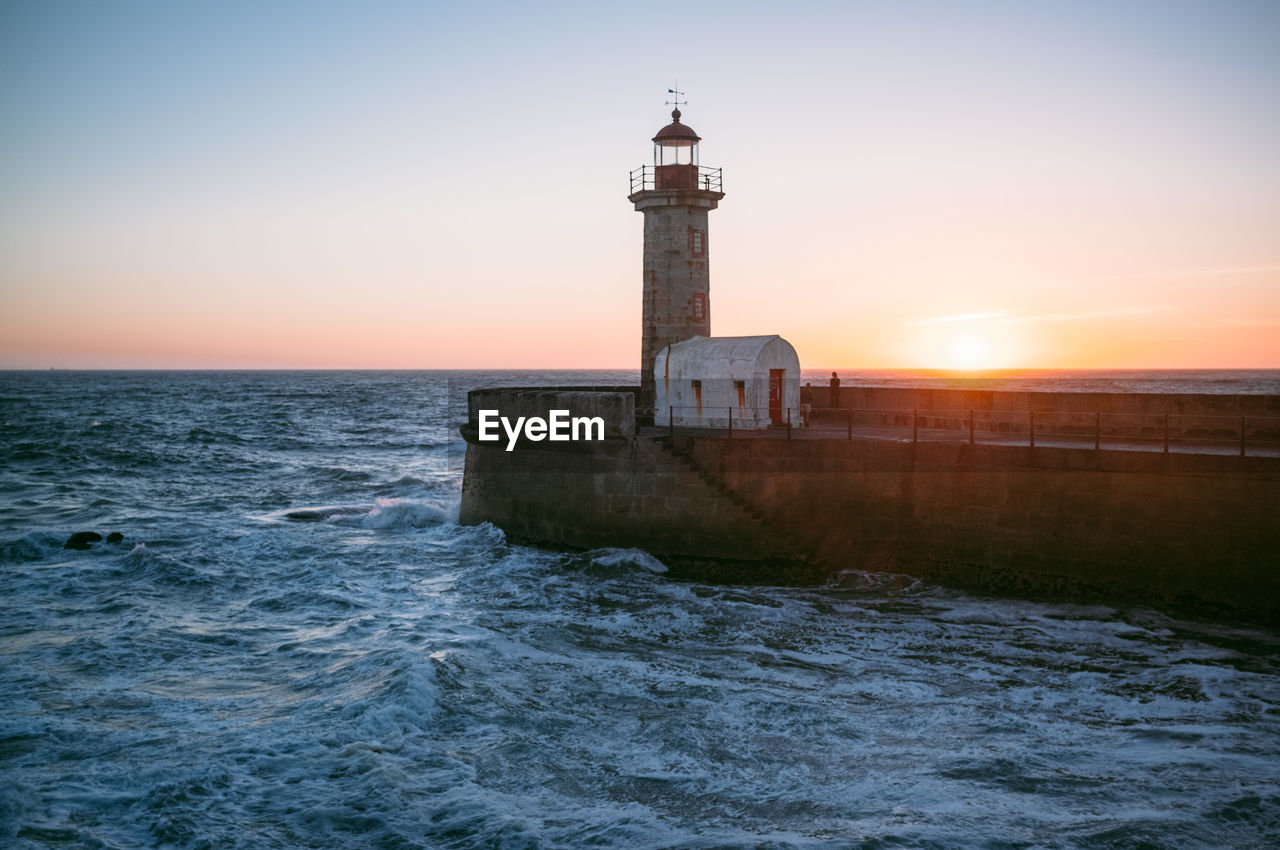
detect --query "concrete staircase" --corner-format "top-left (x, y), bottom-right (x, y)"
top-left (658, 437), bottom-right (820, 575)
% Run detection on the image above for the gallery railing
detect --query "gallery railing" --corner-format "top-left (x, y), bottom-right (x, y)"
top-left (629, 165), bottom-right (723, 194)
top-left (661, 405), bottom-right (1280, 457)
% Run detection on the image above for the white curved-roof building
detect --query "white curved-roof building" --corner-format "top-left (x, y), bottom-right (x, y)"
top-left (654, 335), bottom-right (801, 429)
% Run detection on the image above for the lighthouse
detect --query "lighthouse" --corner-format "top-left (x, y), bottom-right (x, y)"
top-left (629, 106), bottom-right (724, 418)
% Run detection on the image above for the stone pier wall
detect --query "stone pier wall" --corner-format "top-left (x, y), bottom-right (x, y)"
top-left (458, 389), bottom-right (802, 579)
top-left (687, 436), bottom-right (1280, 623)
top-left (804, 386), bottom-right (1280, 442)
top-left (809, 385), bottom-right (1280, 416)
top-left (459, 388), bottom-right (1280, 624)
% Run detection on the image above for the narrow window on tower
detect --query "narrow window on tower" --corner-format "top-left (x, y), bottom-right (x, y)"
top-left (690, 228), bottom-right (705, 258)
top-left (692, 293), bottom-right (706, 322)
top-left (691, 380), bottom-right (702, 414)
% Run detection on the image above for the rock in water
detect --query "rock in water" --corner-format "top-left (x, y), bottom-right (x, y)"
top-left (64, 531), bottom-right (103, 550)
top-left (106, 532), bottom-right (124, 543)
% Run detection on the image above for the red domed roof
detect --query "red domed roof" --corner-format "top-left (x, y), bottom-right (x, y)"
top-left (652, 109), bottom-right (701, 145)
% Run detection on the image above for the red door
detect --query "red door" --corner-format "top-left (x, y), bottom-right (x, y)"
top-left (768, 369), bottom-right (784, 424)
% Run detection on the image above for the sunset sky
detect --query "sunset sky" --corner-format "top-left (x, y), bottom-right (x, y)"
top-left (2, 1), bottom-right (1278, 369)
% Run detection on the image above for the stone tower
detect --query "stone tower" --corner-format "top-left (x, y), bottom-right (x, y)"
top-left (628, 108), bottom-right (724, 418)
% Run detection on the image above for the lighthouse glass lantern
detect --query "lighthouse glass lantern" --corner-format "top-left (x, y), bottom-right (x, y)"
top-left (653, 109), bottom-right (700, 189)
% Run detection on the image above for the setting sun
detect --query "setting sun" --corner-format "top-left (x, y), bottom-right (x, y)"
top-left (946, 329), bottom-right (993, 370)
top-left (897, 313), bottom-right (1027, 371)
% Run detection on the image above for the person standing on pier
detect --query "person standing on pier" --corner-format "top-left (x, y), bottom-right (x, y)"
top-left (829, 372), bottom-right (841, 409)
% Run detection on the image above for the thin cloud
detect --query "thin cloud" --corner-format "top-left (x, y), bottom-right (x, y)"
top-left (1013, 305), bottom-right (1174, 323)
top-left (1219, 317), bottom-right (1280, 327)
top-left (904, 310), bottom-right (1010, 327)
top-left (906, 305), bottom-right (1175, 326)
top-left (1090, 264), bottom-right (1280, 282)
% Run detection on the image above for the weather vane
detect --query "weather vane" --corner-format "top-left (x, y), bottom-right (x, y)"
top-left (665, 82), bottom-right (686, 110)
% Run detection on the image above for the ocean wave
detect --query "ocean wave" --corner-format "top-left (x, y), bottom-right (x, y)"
top-left (255, 497), bottom-right (456, 529)
top-left (267, 504), bottom-right (371, 523)
top-left (304, 465), bottom-right (374, 484)
top-left (185, 426), bottom-right (248, 445)
top-left (362, 497), bottom-right (453, 529)
top-left (584, 547), bottom-right (669, 574)
top-left (0, 530), bottom-right (71, 562)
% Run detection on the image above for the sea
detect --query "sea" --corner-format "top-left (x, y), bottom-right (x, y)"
top-left (2, 369), bottom-right (1278, 849)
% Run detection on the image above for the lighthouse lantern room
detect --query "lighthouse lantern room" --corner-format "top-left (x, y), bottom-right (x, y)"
top-left (652, 109), bottom-right (701, 189)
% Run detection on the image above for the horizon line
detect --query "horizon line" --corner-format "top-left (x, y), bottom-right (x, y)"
top-left (6, 366), bottom-right (1280, 373)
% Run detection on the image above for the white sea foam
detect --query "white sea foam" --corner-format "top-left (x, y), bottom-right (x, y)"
top-left (361, 497), bottom-right (453, 529)
top-left (588, 547), bottom-right (669, 573)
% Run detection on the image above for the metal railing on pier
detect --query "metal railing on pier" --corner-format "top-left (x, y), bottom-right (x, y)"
top-left (660, 405), bottom-right (1280, 457)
